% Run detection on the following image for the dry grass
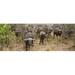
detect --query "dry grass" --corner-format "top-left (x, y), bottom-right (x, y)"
top-left (2, 37), bottom-right (74, 51)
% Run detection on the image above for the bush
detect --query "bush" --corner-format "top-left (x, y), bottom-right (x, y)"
top-left (0, 24), bottom-right (16, 50)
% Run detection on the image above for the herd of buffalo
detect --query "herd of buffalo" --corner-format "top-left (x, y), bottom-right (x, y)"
top-left (11, 24), bottom-right (75, 50)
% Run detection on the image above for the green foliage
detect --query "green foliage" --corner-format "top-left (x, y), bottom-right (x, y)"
top-left (0, 24), bottom-right (16, 50)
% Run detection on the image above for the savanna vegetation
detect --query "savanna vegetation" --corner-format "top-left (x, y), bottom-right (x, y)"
top-left (0, 24), bottom-right (75, 51)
